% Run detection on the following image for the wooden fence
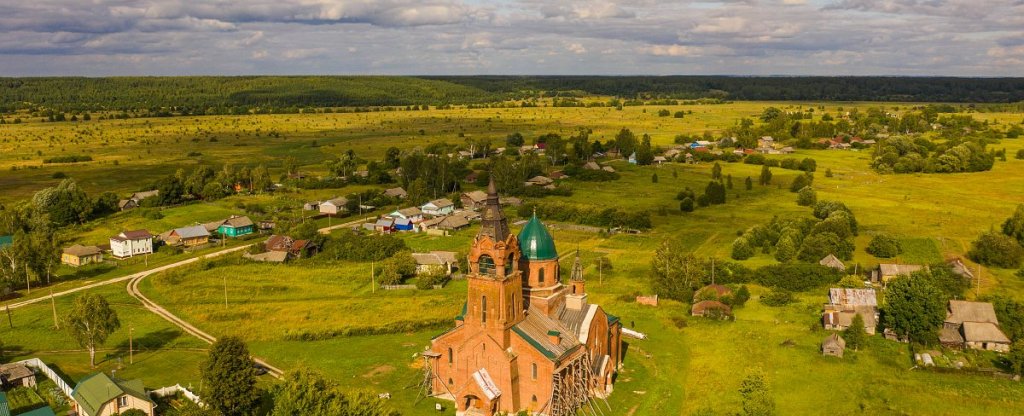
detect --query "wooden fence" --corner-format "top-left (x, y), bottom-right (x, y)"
top-left (151, 384), bottom-right (205, 406)
top-left (18, 358), bottom-right (74, 398)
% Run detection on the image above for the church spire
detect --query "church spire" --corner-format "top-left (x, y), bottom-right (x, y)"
top-left (477, 176), bottom-right (510, 242)
top-left (571, 249), bottom-right (584, 282)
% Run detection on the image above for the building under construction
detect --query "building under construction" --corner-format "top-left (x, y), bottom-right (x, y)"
top-left (426, 178), bottom-right (623, 416)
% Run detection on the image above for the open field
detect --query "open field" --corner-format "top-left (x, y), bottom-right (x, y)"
top-left (3, 101), bottom-right (1024, 415)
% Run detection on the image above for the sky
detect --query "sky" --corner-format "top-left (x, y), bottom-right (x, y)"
top-left (0, 0), bottom-right (1022, 76)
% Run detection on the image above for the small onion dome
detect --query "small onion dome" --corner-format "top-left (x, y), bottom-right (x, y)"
top-left (518, 213), bottom-right (558, 260)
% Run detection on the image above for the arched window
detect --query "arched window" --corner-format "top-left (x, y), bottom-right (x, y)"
top-left (572, 285), bottom-right (577, 294)
top-left (448, 378), bottom-right (454, 385)
top-left (538, 268), bottom-right (545, 284)
top-left (505, 254), bottom-right (515, 275)
top-left (531, 363), bottom-right (538, 380)
top-left (531, 395), bottom-right (538, 404)
top-left (481, 296), bottom-right (487, 323)
top-left (479, 255), bottom-right (495, 275)
top-left (448, 348), bottom-right (453, 364)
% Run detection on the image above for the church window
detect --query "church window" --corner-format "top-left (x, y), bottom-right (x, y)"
top-left (479, 255), bottom-right (495, 275)
top-left (481, 296), bottom-right (487, 323)
top-left (448, 348), bottom-right (453, 364)
top-left (505, 254), bottom-right (515, 275)
top-left (531, 363), bottom-right (538, 380)
top-left (538, 268), bottom-right (545, 284)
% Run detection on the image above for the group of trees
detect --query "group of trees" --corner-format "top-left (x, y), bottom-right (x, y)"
top-left (731, 200), bottom-right (859, 263)
top-left (969, 204), bottom-right (1024, 269)
top-left (150, 164), bottom-right (273, 206)
top-left (871, 136), bottom-right (996, 174)
top-left (517, 202), bottom-right (651, 231)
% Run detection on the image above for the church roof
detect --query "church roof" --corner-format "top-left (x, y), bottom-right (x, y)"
top-left (477, 177), bottom-right (511, 242)
top-left (512, 306), bottom-right (581, 362)
top-left (518, 214), bottom-right (557, 261)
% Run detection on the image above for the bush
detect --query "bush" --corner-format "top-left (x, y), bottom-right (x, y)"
top-left (969, 231), bottom-right (1024, 268)
top-left (796, 186), bottom-right (817, 206)
top-left (866, 235), bottom-right (903, 258)
top-left (42, 155), bottom-right (93, 163)
top-left (731, 237), bottom-right (755, 260)
top-left (797, 232), bottom-right (854, 262)
top-left (755, 263), bottom-right (842, 291)
top-left (760, 289), bottom-right (796, 306)
top-left (1016, 149), bottom-right (1024, 160)
top-left (679, 197), bottom-right (695, 212)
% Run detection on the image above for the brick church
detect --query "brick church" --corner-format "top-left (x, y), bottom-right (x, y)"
top-left (427, 179), bottom-right (623, 416)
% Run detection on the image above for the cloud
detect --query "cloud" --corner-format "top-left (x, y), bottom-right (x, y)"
top-left (0, 0), bottom-right (1020, 75)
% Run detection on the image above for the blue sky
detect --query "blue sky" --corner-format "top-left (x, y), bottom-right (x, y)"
top-left (0, 0), bottom-right (1021, 76)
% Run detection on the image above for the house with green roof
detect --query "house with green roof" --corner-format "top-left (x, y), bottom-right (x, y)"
top-left (16, 406), bottom-right (56, 416)
top-left (71, 373), bottom-right (154, 416)
top-left (0, 392), bottom-right (10, 416)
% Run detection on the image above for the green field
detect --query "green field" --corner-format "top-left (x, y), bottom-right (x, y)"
top-left (3, 101), bottom-right (1024, 415)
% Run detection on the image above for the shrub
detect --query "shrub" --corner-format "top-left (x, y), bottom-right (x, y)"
top-left (755, 263), bottom-right (842, 291)
top-left (42, 155), bottom-right (93, 163)
top-left (796, 186), bottom-right (817, 206)
top-left (679, 197), bottom-right (694, 212)
top-left (732, 285), bottom-right (751, 307)
top-left (731, 237), bottom-right (755, 260)
top-left (760, 289), bottom-right (796, 306)
top-left (969, 231), bottom-right (1024, 268)
top-left (1016, 149), bottom-right (1024, 160)
top-left (866, 235), bottom-right (903, 258)
top-left (797, 232), bottom-right (854, 262)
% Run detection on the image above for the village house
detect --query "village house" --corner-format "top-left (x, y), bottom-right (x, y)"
top-left (264, 235), bottom-right (314, 259)
top-left (389, 207), bottom-right (424, 223)
top-left (109, 230), bottom-right (153, 258)
top-left (302, 201), bottom-right (319, 211)
top-left (383, 187), bottom-right (408, 199)
top-left (939, 300), bottom-right (1011, 352)
top-left (872, 263), bottom-right (924, 283)
top-left (652, 156), bottom-right (667, 164)
top-left (822, 333), bottom-right (846, 358)
top-left (412, 251), bottom-right (459, 276)
top-left (525, 175), bottom-right (554, 187)
top-left (421, 198), bottom-right (455, 217)
top-left (167, 225), bottom-right (210, 247)
top-left (819, 254), bottom-right (846, 271)
top-left (628, 152), bottom-right (637, 164)
top-left (374, 218), bottom-right (395, 234)
top-left (0, 363), bottom-right (36, 389)
top-left (419, 215), bottom-right (471, 234)
top-left (461, 190), bottom-right (489, 211)
top-left (117, 190), bottom-right (158, 211)
top-left (691, 300), bottom-right (732, 319)
top-left (393, 218), bottom-right (414, 232)
top-left (61, 245), bottom-right (103, 267)
top-left (319, 197), bottom-right (349, 216)
top-left (823, 288), bottom-right (878, 334)
top-left (216, 215), bottom-right (255, 237)
top-left (426, 179), bottom-right (623, 416)
top-left (71, 373), bottom-right (155, 416)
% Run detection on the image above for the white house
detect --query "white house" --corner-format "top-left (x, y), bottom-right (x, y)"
top-left (319, 197), bottom-right (349, 216)
top-left (388, 207), bottom-right (424, 223)
top-left (421, 198), bottom-right (455, 217)
top-left (110, 230), bottom-right (154, 258)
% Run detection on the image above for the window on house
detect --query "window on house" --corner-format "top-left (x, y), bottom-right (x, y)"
top-left (118, 396), bottom-right (128, 407)
top-left (531, 363), bottom-right (538, 380)
top-left (448, 348), bottom-right (453, 364)
top-left (481, 296), bottom-right (487, 323)
top-left (538, 268), bottom-right (545, 284)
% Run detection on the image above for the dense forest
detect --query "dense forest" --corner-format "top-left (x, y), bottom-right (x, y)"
top-left (2, 76), bottom-right (1024, 113)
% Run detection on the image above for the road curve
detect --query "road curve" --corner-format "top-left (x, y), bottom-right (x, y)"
top-left (8, 245), bottom-right (253, 310)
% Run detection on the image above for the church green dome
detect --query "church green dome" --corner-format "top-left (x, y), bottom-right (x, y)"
top-left (518, 214), bottom-right (558, 260)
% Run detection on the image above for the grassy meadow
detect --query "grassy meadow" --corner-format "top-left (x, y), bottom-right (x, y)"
top-left (2, 101), bottom-right (1024, 415)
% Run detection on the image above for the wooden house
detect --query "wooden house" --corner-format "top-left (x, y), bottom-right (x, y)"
top-left (61, 245), bottom-right (103, 267)
top-left (383, 187), bottom-right (408, 199)
top-left (939, 300), bottom-right (1011, 352)
top-left (109, 230), bottom-right (153, 258)
top-left (388, 207), bottom-right (423, 223)
top-left (319, 197), bottom-right (349, 216)
top-left (691, 300), bottom-right (732, 319)
top-left (71, 373), bottom-right (155, 416)
top-left (217, 216), bottom-right (255, 237)
top-left (420, 198), bottom-right (455, 217)
top-left (819, 254), bottom-right (846, 271)
top-left (873, 264), bottom-right (924, 283)
top-left (460, 191), bottom-right (489, 210)
top-left (168, 225), bottom-right (210, 247)
top-left (265, 235), bottom-right (314, 258)
top-left (0, 363), bottom-right (36, 389)
top-left (822, 333), bottom-right (846, 358)
top-left (412, 251), bottom-right (459, 276)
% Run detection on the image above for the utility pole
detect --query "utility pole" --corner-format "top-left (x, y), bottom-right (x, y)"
top-left (25, 264), bottom-right (30, 294)
top-left (50, 289), bottom-right (58, 329)
top-left (129, 326), bottom-right (134, 364)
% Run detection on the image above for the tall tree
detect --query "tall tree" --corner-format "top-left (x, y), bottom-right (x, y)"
top-left (758, 165), bottom-right (773, 186)
top-left (202, 337), bottom-right (261, 416)
top-left (712, 162), bottom-right (723, 180)
top-left (739, 369), bottom-right (775, 416)
top-left (63, 293), bottom-right (120, 368)
top-left (844, 313), bottom-right (867, 350)
top-left (882, 275), bottom-right (945, 344)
